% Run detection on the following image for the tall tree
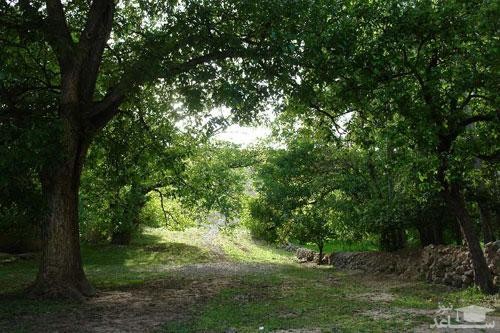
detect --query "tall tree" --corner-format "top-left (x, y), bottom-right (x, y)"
top-left (1, 0), bottom-right (306, 298)
top-left (295, 0), bottom-right (499, 293)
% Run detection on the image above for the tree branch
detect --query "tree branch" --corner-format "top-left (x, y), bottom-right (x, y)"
top-left (77, 0), bottom-right (116, 104)
top-left (309, 102), bottom-right (348, 136)
top-left (88, 48), bottom-right (244, 127)
top-left (459, 112), bottom-right (498, 128)
top-left (152, 189), bottom-right (180, 226)
top-left (446, 111), bottom-right (499, 143)
top-left (44, 0), bottom-right (74, 71)
top-left (475, 151), bottom-right (500, 163)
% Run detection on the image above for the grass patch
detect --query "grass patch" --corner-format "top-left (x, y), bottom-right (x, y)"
top-left (0, 227), bottom-right (217, 293)
top-left (163, 267), bottom-right (425, 332)
top-left (390, 282), bottom-right (498, 309)
top-left (2, 226), bottom-right (498, 332)
top-left (299, 239), bottom-right (378, 253)
top-left (219, 228), bottom-right (294, 263)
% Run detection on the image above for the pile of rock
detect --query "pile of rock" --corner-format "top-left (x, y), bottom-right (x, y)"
top-left (417, 241), bottom-right (500, 288)
top-left (333, 251), bottom-right (410, 273)
top-left (295, 248), bottom-right (335, 264)
top-left (485, 241), bottom-right (500, 288)
top-left (295, 248), bottom-right (316, 262)
top-left (418, 245), bottom-right (472, 287)
top-left (297, 240), bottom-right (500, 289)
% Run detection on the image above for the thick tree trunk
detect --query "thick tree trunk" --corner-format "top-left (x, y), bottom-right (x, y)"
top-left (29, 130), bottom-right (94, 300)
top-left (27, 0), bottom-right (116, 300)
top-left (478, 202), bottom-right (495, 244)
top-left (445, 183), bottom-right (495, 294)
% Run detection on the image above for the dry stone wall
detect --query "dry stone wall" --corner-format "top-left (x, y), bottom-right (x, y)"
top-left (296, 241), bottom-right (500, 289)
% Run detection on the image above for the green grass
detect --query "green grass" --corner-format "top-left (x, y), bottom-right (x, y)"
top-left (391, 282), bottom-right (498, 311)
top-left (0, 227), bottom-right (216, 294)
top-left (220, 228), bottom-right (293, 263)
top-left (82, 228), bottom-right (217, 289)
top-left (300, 239), bottom-right (378, 253)
top-left (163, 267), bottom-right (498, 333)
top-left (1, 226), bottom-right (498, 332)
top-left (163, 266), bottom-right (428, 333)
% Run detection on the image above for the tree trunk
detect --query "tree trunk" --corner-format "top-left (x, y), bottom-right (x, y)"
top-left (380, 227), bottom-right (406, 252)
top-left (27, 0), bottom-right (117, 300)
top-left (317, 243), bottom-right (323, 265)
top-left (29, 129), bottom-right (94, 300)
top-left (445, 183), bottom-right (495, 294)
top-left (478, 201), bottom-right (495, 244)
top-left (417, 218), bottom-right (444, 246)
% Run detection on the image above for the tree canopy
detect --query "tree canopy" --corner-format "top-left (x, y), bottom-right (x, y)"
top-left (0, 0), bottom-right (498, 297)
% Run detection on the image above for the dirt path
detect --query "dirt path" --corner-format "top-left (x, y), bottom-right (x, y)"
top-left (3, 266), bottom-right (499, 332)
top-left (1, 262), bottom-right (280, 333)
top-left (2, 227), bottom-right (498, 333)
top-left (4, 276), bottom-right (220, 332)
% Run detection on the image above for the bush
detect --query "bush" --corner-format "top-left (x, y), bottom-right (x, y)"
top-left (241, 197), bottom-right (279, 243)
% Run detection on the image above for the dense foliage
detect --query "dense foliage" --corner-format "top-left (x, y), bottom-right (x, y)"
top-left (0, 0), bottom-right (498, 295)
top-left (246, 0), bottom-right (499, 291)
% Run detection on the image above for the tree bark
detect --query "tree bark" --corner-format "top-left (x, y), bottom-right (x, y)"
top-left (29, 128), bottom-right (94, 299)
top-left (317, 243), bottom-right (324, 265)
top-left (444, 183), bottom-right (496, 294)
top-left (435, 132), bottom-right (495, 293)
top-left (26, 0), bottom-right (117, 299)
top-left (478, 201), bottom-right (495, 244)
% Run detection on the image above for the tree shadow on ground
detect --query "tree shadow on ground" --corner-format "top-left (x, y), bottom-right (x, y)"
top-left (0, 232), bottom-right (216, 330)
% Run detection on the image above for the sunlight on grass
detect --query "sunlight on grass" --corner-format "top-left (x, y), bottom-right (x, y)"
top-left (2, 226), bottom-right (499, 333)
top-left (218, 228), bottom-right (294, 263)
top-left (300, 239), bottom-right (378, 253)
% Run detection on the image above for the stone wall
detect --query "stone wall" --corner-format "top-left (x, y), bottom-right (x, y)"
top-left (296, 241), bottom-right (500, 289)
